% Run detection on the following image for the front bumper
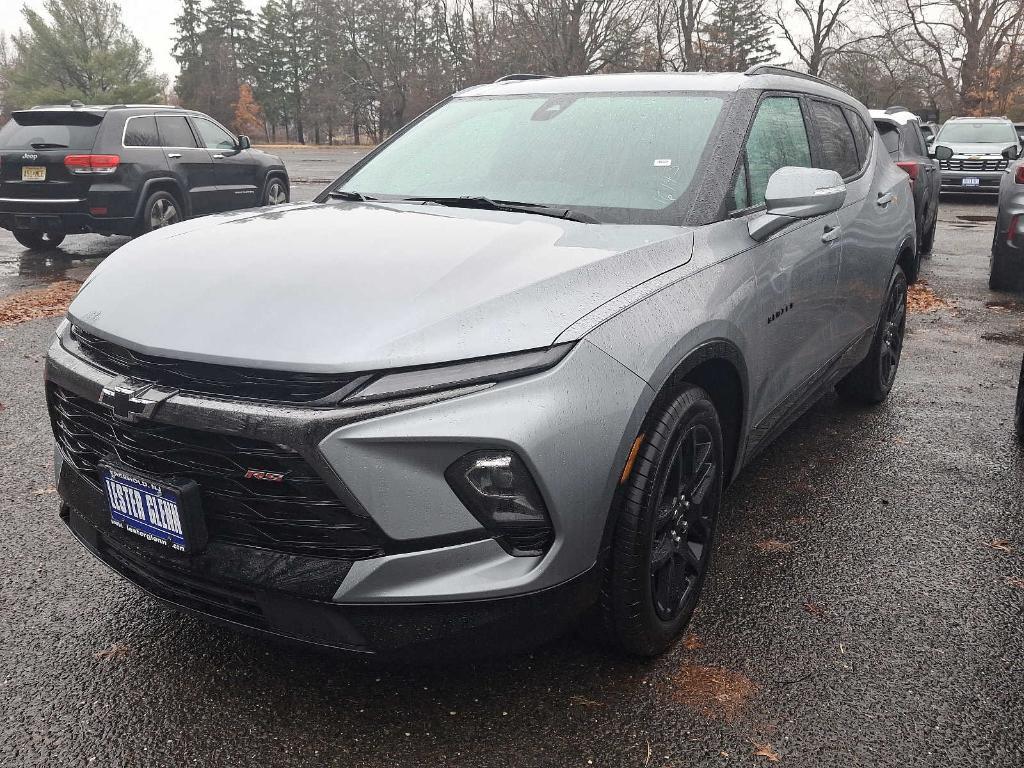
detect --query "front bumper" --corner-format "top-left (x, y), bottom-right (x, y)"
top-left (46, 332), bottom-right (650, 656)
top-left (939, 169), bottom-right (1004, 193)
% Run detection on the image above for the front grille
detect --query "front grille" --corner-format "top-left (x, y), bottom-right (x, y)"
top-left (48, 384), bottom-right (386, 559)
top-left (68, 325), bottom-right (360, 405)
top-left (939, 157), bottom-right (1008, 172)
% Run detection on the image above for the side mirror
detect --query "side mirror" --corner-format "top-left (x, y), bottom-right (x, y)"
top-left (748, 167), bottom-right (846, 241)
top-left (1002, 145), bottom-right (1020, 160)
top-left (237, 134), bottom-right (252, 150)
top-left (933, 144), bottom-right (953, 161)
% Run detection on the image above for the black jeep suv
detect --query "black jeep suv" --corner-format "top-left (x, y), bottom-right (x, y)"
top-left (0, 104), bottom-right (289, 250)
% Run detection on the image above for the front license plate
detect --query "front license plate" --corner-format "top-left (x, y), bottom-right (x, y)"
top-left (100, 463), bottom-right (202, 552)
top-left (961, 177), bottom-right (981, 186)
top-left (21, 166), bottom-right (46, 181)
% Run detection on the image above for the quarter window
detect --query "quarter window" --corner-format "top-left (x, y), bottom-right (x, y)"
top-left (734, 96), bottom-right (812, 209)
top-left (811, 101), bottom-right (859, 178)
top-left (844, 107), bottom-right (872, 166)
top-left (156, 116), bottom-right (198, 148)
top-left (123, 116), bottom-right (160, 147)
top-left (194, 118), bottom-right (236, 150)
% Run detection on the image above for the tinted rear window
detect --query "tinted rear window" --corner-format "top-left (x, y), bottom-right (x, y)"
top-left (876, 122), bottom-right (900, 155)
top-left (124, 116), bottom-right (160, 147)
top-left (0, 111), bottom-right (102, 150)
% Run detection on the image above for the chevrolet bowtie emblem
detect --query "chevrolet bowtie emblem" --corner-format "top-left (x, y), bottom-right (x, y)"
top-left (99, 376), bottom-right (177, 422)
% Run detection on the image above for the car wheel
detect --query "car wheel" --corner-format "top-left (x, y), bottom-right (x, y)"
top-left (1016, 355), bottom-right (1024, 440)
top-left (920, 208), bottom-right (937, 255)
top-left (601, 384), bottom-right (723, 657)
top-left (13, 230), bottom-right (65, 250)
top-left (264, 177), bottom-right (288, 206)
top-left (137, 191), bottom-right (182, 235)
top-left (837, 265), bottom-right (908, 404)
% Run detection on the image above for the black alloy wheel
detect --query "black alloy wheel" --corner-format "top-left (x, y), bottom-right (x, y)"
top-left (602, 384), bottom-right (724, 656)
top-left (649, 423), bottom-right (717, 621)
top-left (878, 273), bottom-right (907, 391)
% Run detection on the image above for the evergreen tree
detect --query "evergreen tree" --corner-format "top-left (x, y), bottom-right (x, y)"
top-left (172, 0), bottom-right (205, 107)
top-left (704, 0), bottom-right (777, 71)
top-left (3, 0), bottom-right (165, 109)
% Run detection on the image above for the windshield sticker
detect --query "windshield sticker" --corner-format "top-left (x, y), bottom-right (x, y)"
top-left (654, 159), bottom-right (672, 167)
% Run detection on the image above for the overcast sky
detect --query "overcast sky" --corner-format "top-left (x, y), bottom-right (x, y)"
top-left (0, 0), bottom-right (266, 81)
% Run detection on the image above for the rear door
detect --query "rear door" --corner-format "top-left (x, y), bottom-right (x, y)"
top-left (191, 117), bottom-right (261, 210)
top-left (155, 114), bottom-right (219, 215)
top-left (0, 110), bottom-right (103, 205)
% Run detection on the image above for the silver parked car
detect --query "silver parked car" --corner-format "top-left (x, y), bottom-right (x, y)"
top-left (933, 116), bottom-right (1021, 194)
top-left (46, 68), bottom-right (916, 659)
top-left (990, 157), bottom-right (1024, 290)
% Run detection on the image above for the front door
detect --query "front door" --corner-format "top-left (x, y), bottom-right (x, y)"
top-left (732, 94), bottom-right (842, 427)
top-left (191, 117), bottom-right (261, 210)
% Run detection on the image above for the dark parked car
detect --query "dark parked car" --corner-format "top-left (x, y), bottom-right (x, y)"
top-left (871, 108), bottom-right (940, 280)
top-left (0, 103), bottom-right (289, 250)
top-left (989, 157), bottom-right (1024, 290)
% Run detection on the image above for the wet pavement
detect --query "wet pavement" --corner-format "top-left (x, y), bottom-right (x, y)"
top-left (1, 178), bottom-right (1022, 766)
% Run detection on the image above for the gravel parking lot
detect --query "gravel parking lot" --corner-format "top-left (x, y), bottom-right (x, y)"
top-left (1, 150), bottom-right (1022, 766)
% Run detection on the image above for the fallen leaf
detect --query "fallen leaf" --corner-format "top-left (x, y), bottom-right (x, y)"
top-left (802, 601), bottom-right (826, 618)
top-left (986, 538), bottom-right (1013, 553)
top-left (568, 695), bottom-right (604, 707)
top-left (786, 516), bottom-right (810, 525)
top-left (755, 539), bottom-right (793, 553)
top-left (671, 664), bottom-right (757, 722)
top-left (1005, 576), bottom-right (1024, 589)
top-left (32, 487), bottom-right (57, 496)
top-left (682, 633), bottom-right (703, 651)
top-left (753, 742), bottom-right (781, 762)
top-left (906, 280), bottom-right (953, 314)
top-left (0, 281), bottom-right (80, 326)
top-left (0, 401), bottom-right (5, 413)
top-left (94, 643), bottom-right (131, 661)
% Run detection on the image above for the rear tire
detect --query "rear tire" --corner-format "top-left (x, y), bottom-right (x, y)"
top-left (920, 208), bottom-right (937, 255)
top-left (13, 230), bottom-right (65, 250)
top-left (601, 385), bottom-right (724, 657)
top-left (136, 191), bottom-right (183, 236)
top-left (837, 265), bottom-right (907, 404)
top-left (989, 242), bottom-right (1016, 291)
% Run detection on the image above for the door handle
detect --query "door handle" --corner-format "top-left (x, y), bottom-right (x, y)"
top-left (167, 153), bottom-right (182, 159)
top-left (822, 224), bottom-right (841, 243)
top-left (213, 154), bottom-right (225, 159)
top-left (877, 191), bottom-right (895, 206)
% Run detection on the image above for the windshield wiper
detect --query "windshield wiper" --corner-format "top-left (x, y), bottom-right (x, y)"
top-left (30, 142), bottom-right (68, 149)
top-left (327, 190), bottom-right (377, 201)
top-left (402, 195), bottom-right (600, 224)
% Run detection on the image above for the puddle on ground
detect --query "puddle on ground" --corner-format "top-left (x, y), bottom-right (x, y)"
top-left (981, 331), bottom-right (1024, 346)
top-left (957, 214), bottom-right (998, 223)
top-left (986, 299), bottom-right (1024, 312)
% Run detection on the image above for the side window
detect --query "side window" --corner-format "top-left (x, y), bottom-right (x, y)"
top-left (734, 96), bottom-right (812, 209)
top-left (877, 123), bottom-right (901, 157)
top-left (194, 118), bottom-right (236, 150)
top-left (811, 101), bottom-right (859, 178)
top-left (156, 116), bottom-right (198, 148)
top-left (904, 125), bottom-right (925, 156)
top-left (123, 116), bottom-right (160, 147)
top-left (844, 107), bottom-right (872, 166)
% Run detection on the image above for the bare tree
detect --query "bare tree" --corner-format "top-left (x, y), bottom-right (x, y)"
top-left (771, 0), bottom-right (864, 75)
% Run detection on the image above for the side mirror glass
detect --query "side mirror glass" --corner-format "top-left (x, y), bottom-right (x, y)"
top-left (748, 167), bottom-right (846, 241)
top-left (1002, 144), bottom-right (1020, 160)
top-left (237, 134), bottom-right (252, 150)
top-left (933, 144), bottom-right (953, 161)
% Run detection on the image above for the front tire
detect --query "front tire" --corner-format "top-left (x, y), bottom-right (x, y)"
top-left (602, 385), bottom-right (724, 657)
top-left (837, 265), bottom-right (908, 404)
top-left (263, 176), bottom-right (289, 206)
top-left (13, 230), bottom-right (65, 250)
top-left (136, 191), bottom-right (183, 236)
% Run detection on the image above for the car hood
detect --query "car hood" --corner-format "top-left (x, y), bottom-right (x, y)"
top-left (69, 202), bottom-right (693, 372)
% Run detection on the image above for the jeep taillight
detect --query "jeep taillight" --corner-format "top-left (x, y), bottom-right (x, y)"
top-left (64, 154), bottom-right (120, 175)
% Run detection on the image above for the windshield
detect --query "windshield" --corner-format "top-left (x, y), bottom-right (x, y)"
top-left (333, 93), bottom-right (727, 225)
top-left (0, 112), bottom-right (103, 150)
top-left (937, 121), bottom-right (1017, 145)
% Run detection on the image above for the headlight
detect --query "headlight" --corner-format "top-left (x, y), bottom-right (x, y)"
top-left (445, 450), bottom-right (553, 556)
top-left (345, 343), bottom-right (573, 404)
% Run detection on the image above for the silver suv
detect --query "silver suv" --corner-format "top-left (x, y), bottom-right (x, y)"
top-left (46, 69), bottom-right (916, 659)
top-left (933, 116), bottom-right (1021, 194)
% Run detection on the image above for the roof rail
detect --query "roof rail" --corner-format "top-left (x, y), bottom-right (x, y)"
top-left (494, 74), bottom-right (551, 83)
top-left (743, 65), bottom-right (844, 92)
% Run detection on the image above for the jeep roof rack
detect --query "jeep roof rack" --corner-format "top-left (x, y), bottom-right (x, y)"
top-left (743, 64), bottom-right (845, 92)
top-left (494, 74), bottom-right (551, 83)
